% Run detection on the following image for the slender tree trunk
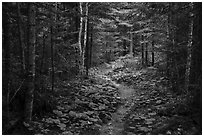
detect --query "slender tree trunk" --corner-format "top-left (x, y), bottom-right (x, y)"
top-left (89, 25), bottom-right (93, 68)
top-left (78, 2), bottom-right (83, 75)
top-left (169, 3), bottom-right (178, 92)
top-left (17, 3), bottom-right (26, 75)
top-left (185, 3), bottom-right (194, 93)
top-left (3, 5), bottom-right (10, 127)
top-left (50, 26), bottom-right (54, 92)
top-left (129, 28), bottom-right (133, 56)
top-left (123, 39), bottom-right (126, 56)
top-left (85, 18), bottom-right (90, 76)
top-left (145, 42), bottom-right (148, 66)
top-left (82, 2), bottom-right (89, 76)
top-left (141, 35), bottom-right (144, 66)
top-left (166, 3), bottom-right (171, 79)
top-left (151, 41), bottom-right (154, 66)
top-left (40, 35), bottom-right (46, 74)
top-left (24, 3), bottom-right (36, 122)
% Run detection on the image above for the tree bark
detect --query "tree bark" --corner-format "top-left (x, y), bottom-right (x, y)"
top-left (129, 28), bottom-right (133, 56)
top-left (145, 42), bottom-right (148, 66)
top-left (82, 2), bottom-right (89, 76)
top-left (17, 3), bottom-right (26, 75)
top-left (50, 25), bottom-right (54, 92)
top-left (24, 3), bottom-right (36, 122)
top-left (3, 4), bottom-right (11, 127)
top-left (189, 3), bottom-right (202, 131)
top-left (166, 2), bottom-right (172, 79)
top-left (123, 39), bottom-right (126, 56)
top-left (151, 41), bottom-right (154, 66)
top-left (89, 25), bottom-right (93, 68)
top-left (85, 18), bottom-right (90, 76)
top-left (40, 34), bottom-right (46, 74)
top-left (78, 2), bottom-right (83, 75)
top-left (141, 35), bottom-right (144, 66)
top-left (185, 3), bottom-right (194, 93)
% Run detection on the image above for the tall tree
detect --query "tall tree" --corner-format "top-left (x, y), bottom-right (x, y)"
top-left (2, 3), bottom-right (11, 127)
top-left (50, 25), bottom-right (54, 92)
top-left (17, 3), bottom-right (26, 75)
top-left (24, 3), bottom-right (36, 122)
top-left (83, 2), bottom-right (89, 76)
top-left (141, 35), bottom-right (144, 66)
top-left (78, 2), bottom-right (83, 75)
top-left (145, 42), bottom-right (148, 66)
top-left (184, 2), bottom-right (193, 93)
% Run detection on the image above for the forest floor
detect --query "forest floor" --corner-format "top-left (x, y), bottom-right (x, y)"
top-left (9, 55), bottom-right (201, 135)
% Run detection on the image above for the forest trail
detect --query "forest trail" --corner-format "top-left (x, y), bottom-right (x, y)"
top-left (91, 60), bottom-right (137, 134)
top-left (4, 56), bottom-right (201, 135)
top-left (91, 57), bottom-right (201, 135)
top-left (100, 82), bottom-right (135, 135)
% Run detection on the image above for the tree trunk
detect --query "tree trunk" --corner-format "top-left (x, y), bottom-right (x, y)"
top-left (40, 34), bottom-right (46, 74)
top-left (189, 3), bottom-right (202, 131)
top-left (166, 2), bottom-right (172, 79)
top-left (123, 39), bottom-right (126, 56)
top-left (184, 3), bottom-right (194, 93)
top-left (151, 41), bottom-right (154, 66)
top-left (85, 18), bottom-right (90, 76)
top-left (78, 2), bottom-right (83, 75)
top-left (145, 42), bottom-right (148, 66)
top-left (24, 3), bottom-right (36, 122)
top-left (50, 25), bottom-right (54, 92)
top-left (141, 35), bottom-right (144, 66)
top-left (82, 2), bottom-right (89, 76)
top-left (17, 3), bottom-right (26, 75)
top-left (129, 28), bottom-right (133, 56)
top-left (89, 25), bottom-right (93, 68)
top-left (3, 4), bottom-right (11, 128)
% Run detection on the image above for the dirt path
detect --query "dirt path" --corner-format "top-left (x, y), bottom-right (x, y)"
top-left (99, 81), bottom-right (135, 135)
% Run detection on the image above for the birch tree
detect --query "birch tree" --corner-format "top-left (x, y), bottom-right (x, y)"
top-left (78, 2), bottom-right (89, 76)
top-left (78, 2), bottom-right (83, 75)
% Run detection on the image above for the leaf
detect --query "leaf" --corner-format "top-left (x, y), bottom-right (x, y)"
top-left (118, 22), bottom-right (133, 27)
top-left (84, 111), bottom-right (94, 115)
top-left (98, 104), bottom-right (106, 110)
top-left (53, 110), bottom-right (63, 116)
top-left (57, 123), bottom-right (66, 131)
top-left (88, 117), bottom-right (98, 122)
top-left (148, 112), bottom-right (157, 116)
top-left (62, 131), bottom-right (73, 135)
top-left (69, 111), bottom-right (77, 117)
top-left (129, 126), bottom-right (136, 129)
top-left (138, 127), bottom-right (150, 132)
top-left (156, 100), bottom-right (162, 104)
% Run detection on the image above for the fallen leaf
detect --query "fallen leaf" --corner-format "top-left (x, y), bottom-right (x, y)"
top-left (57, 123), bottom-right (66, 131)
top-left (148, 112), bottom-right (157, 116)
top-left (53, 110), bottom-right (63, 116)
top-left (138, 127), bottom-right (150, 132)
top-left (62, 131), bottom-right (73, 135)
top-left (156, 100), bottom-right (162, 104)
